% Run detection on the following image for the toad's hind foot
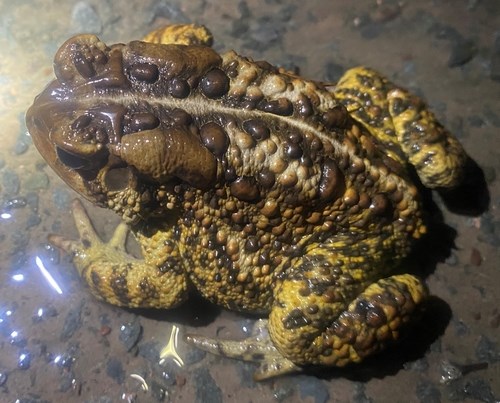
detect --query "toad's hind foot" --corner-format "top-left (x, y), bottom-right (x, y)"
top-left (50, 199), bottom-right (188, 309)
top-left (334, 66), bottom-right (467, 189)
top-left (185, 319), bottom-right (302, 380)
top-left (142, 24), bottom-right (213, 46)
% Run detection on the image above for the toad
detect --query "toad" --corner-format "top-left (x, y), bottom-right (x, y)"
top-left (26, 24), bottom-right (467, 379)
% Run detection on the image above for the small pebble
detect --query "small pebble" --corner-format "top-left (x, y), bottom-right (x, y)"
top-left (448, 38), bottom-right (477, 67)
top-left (461, 378), bottom-right (496, 402)
top-left (32, 305), bottom-right (58, 323)
top-left (489, 310), bottom-right (500, 328)
top-left (18, 351), bottom-right (31, 370)
top-left (183, 344), bottom-right (206, 365)
top-left (453, 319), bottom-right (469, 336)
top-left (119, 319), bottom-right (142, 351)
top-left (150, 380), bottom-right (167, 401)
top-left (52, 187), bottom-right (71, 210)
top-left (60, 302), bottom-right (83, 341)
top-left (26, 214), bottom-right (42, 229)
top-left (100, 325), bottom-right (111, 336)
top-left (138, 341), bottom-right (159, 363)
top-left (2, 168), bottom-right (20, 197)
top-left (483, 107), bottom-right (500, 127)
top-left (175, 374), bottom-right (186, 387)
top-left (149, 1), bottom-right (188, 23)
top-left (0, 371), bottom-right (7, 386)
top-left (24, 171), bottom-right (49, 191)
top-left (469, 248), bottom-right (482, 266)
top-left (467, 115), bottom-right (485, 127)
top-left (106, 357), bottom-right (125, 384)
top-left (416, 380), bottom-right (441, 403)
top-left (490, 33), bottom-right (500, 81)
top-left (445, 252), bottom-right (458, 266)
top-left (71, 1), bottom-right (102, 34)
top-left (475, 335), bottom-right (500, 363)
top-left (324, 62), bottom-right (344, 82)
top-left (297, 375), bottom-right (330, 403)
top-left (273, 386), bottom-right (293, 401)
top-left (403, 358), bottom-right (429, 372)
top-left (13, 132), bottom-right (31, 155)
top-left (352, 382), bottom-right (372, 403)
top-left (193, 367), bottom-right (222, 403)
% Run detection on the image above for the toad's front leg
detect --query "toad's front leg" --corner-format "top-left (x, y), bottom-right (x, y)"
top-left (186, 244), bottom-right (427, 380)
top-left (51, 199), bottom-right (189, 309)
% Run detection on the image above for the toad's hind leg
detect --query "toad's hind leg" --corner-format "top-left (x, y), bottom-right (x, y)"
top-left (186, 246), bottom-right (427, 380)
top-left (50, 200), bottom-right (188, 309)
top-left (333, 66), bottom-right (467, 188)
top-left (269, 251), bottom-right (427, 370)
top-left (142, 24), bottom-right (214, 46)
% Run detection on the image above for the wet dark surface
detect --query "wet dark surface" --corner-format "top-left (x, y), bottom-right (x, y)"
top-left (0, 0), bottom-right (499, 402)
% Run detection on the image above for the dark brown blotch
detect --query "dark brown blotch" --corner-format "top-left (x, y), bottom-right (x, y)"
top-left (244, 236), bottom-right (260, 253)
top-left (200, 122), bottom-right (229, 157)
top-left (73, 50), bottom-right (95, 78)
top-left (318, 158), bottom-right (346, 202)
top-left (349, 158), bottom-right (365, 174)
top-left (254, 60), bottom-right (278, 73)
top-left (129, 112), bottom-right (160, 132)
top-left (284, 143), bottom-right (303, 159)
top-left (169, 108), bottom-right (193, 126)
top-left (258, 170), bottom-right (276, 189)
top-left (258, 98), bottom-right (293, 116)
top-left (168, 77), bottom-right (191, 98)
top-left (200, 68), bottom-right (230, 99)
top-left (288, 131), bottom-right (303, 144)
top-left (129, 62), bottom-right (159, 83)
top-left (322, 104), bottom-right (349, 129)
top-left (110, 269), bottom-right (130, 305)
top-left (242, 119), bottom-right (270, 141)
top-left (296, 95), bottom-right (313, 117)
top-left (283, 308), bottom-right (310, 330)
top-left (224, 166), bottom-right (237, 182)
top-left (91, 270), bottom-right (101, 287)
top-left (310, 137), bottom-right (324, 151)
top-left (230, 176), bottom-right (260, 202)
top-left (366, 304), bottom-right (387, 328)
top-left (370, 193), bottom-right (391, 216)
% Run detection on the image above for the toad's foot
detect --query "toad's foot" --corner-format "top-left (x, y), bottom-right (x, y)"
top-left (185, 319), bottom-right (302, 380)
top-left (334, 66), bottom-right (467, 189)
top-left (50, 199), bottom-right (188, 308)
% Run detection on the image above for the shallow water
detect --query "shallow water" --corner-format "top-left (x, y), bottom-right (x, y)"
top-left (0, 0), bottom-right (499, 402)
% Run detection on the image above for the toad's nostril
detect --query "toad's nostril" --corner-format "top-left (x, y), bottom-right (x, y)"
top-left (73, 50), bottom-right (96, 78)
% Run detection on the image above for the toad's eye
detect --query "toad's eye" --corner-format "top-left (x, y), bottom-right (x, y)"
top-left (56, 147), bottom-right (91, 170)
top-left (56, 147), bottom-right (108, 175)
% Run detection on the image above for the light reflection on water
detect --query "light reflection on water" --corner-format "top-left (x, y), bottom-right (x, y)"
top-left (35, 255), bottom-right (63, 295)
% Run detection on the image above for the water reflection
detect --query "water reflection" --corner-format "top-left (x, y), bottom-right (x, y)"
top-left (159, 325), bottom-right (184, 368)
top-left (35, 255), bottom-right (63, 295)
